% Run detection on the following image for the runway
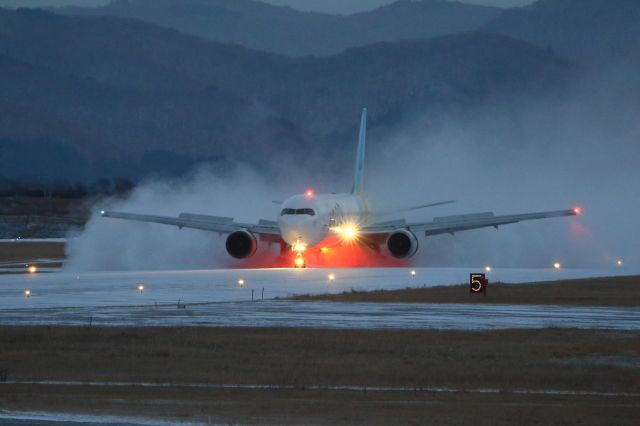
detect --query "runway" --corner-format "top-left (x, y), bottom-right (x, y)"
top-left (1, 267), bottom-right (638, 329)
top-left (2, 266), bottom-right (638, 308)
top-left (2, 300), bottom-right (638, 330)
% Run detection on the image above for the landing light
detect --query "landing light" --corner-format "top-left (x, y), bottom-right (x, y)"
top-left (28, 265), bottom-right (37, 274)
top-left (292, 242), bottom-right (307, 253)
top-left (344, 226), bottom-right (356, 238)
top-left (331, 223), bottom-right (359, 241)
top-left (321, 247), bottom-right (329, 253)
top-left (294, 256), bottom-right (306, 268)
top-left (553, 262), bottom-right (561, 270)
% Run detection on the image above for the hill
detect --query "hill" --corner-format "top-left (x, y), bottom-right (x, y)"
top-left (486, 0), bottom-right (640, 64)
top-left (0, 8), bottom-right (568, 180)
top-left (59, 0), bottom-right (502, 56)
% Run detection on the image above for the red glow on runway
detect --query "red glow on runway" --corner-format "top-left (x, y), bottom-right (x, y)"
top-left (283, 237), bottom-right (407, 268)
top-left (223, 237), bottom-right (408, 269)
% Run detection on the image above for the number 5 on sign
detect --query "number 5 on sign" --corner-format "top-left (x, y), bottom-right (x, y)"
top-left (470, 273), bottom-right (487, 295)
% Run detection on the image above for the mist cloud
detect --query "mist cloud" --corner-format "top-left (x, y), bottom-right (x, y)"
top-left (66, 58), bottom-right (639, 271)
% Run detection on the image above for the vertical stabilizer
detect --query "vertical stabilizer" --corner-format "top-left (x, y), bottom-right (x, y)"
top-left (351, 108), bottom-right (367, 195)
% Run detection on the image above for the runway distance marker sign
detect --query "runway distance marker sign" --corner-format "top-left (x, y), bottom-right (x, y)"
top-left (470, 273), bottom-right (488, 296)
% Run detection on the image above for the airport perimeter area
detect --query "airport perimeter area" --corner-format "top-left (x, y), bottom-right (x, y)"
top-left (1, 240), bottom-right (639, 424)
top-left (1, 325), bottom-right (639, 425)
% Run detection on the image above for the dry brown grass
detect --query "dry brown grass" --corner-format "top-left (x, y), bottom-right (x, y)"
top-left (0, 326), bottom-right (638, 424)
top-left (0, 326), bottom-right (638, 391)
top-left (2, 384), bottom-right (639, 426)
top-left (290, 275), bottom-right (640, 307)
top-left (0, 241), bottom-right (65, 262)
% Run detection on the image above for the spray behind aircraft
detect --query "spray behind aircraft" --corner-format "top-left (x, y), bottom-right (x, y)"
top-left (101, 109), bottom-right (579, 267)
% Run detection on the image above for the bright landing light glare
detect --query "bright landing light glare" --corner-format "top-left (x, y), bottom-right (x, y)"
top-left (292, 242), bottom-right (307, 252)
top-left (331, 222), bottom-right (360, 241)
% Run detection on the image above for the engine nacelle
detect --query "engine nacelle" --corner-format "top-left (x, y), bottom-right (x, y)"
top-left (386, 229), bottom-right (419, 259)
top-left (225, 230), bottom-right (257, 259)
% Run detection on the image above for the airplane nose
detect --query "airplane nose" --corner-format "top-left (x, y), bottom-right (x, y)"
top-left (279, 217), bottom-right (318, 247)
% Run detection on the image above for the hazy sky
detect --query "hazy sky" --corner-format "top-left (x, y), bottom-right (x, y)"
top-left (1, 0), bottom-right (537, 14)
top-left (263, 0), bottom-right (536, 14)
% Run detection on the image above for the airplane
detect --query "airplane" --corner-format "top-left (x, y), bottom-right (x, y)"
top-left (101, 108), bottom-right (580, 268)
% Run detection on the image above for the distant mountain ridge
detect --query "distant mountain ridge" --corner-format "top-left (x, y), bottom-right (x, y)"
top-left (485, 0), bottom-right (640, 63)
top-left (58, 0), bottom-right (502, 56)
top-left (0, 8), bottom-right (568, 180)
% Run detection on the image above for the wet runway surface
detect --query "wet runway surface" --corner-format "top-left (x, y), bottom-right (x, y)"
top-left (0, 412), bottom-right (189, 426)
top-left (3, 267), bottom-right (638, 307)
top-left (0, 267), bottom-right (638, 329)
top-left (1, 300), bottom-right (638, 330)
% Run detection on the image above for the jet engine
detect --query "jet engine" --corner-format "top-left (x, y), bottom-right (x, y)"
top-left (386, 229), bottom-right (419, 259)
top-left (225, 230), bottom-right (257, 259)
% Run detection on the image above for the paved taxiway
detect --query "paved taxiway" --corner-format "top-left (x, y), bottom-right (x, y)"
top-left (1, 267), bottom-right (638, 329)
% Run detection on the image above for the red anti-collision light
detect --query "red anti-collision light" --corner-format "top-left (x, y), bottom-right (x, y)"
top-left (305, 189), bottom-right (314, 198)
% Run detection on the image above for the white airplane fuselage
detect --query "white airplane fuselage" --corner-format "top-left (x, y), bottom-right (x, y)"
top-left (277, 192), bottom-right (367, 250)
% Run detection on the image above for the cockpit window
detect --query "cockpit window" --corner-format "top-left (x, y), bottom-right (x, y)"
top-left (280, 208), bottom-right (315, 216)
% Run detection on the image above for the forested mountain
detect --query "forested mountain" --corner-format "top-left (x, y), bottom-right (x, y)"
top-left (59, 0), bottom-right (502, 56)
top-left (0, 8), bottom-right (568, 180)
top-left (485, 0), bottom-right (640, 64)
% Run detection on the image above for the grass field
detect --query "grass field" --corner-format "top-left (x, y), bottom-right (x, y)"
top-left (289, 275), bottom-right (640, 307)
top-left (0, 326), bottom-right (638, 424)
top-left (0, 241), bottom-right (65, 262)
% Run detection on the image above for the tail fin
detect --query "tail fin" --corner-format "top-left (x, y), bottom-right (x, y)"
top-left (351, 108), bottom-right (367, 195)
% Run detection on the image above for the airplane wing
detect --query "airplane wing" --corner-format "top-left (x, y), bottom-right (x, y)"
top-left (100, 211), bottom-right (280, 236)
top-left (362, 209), bottom-right (578, 236)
